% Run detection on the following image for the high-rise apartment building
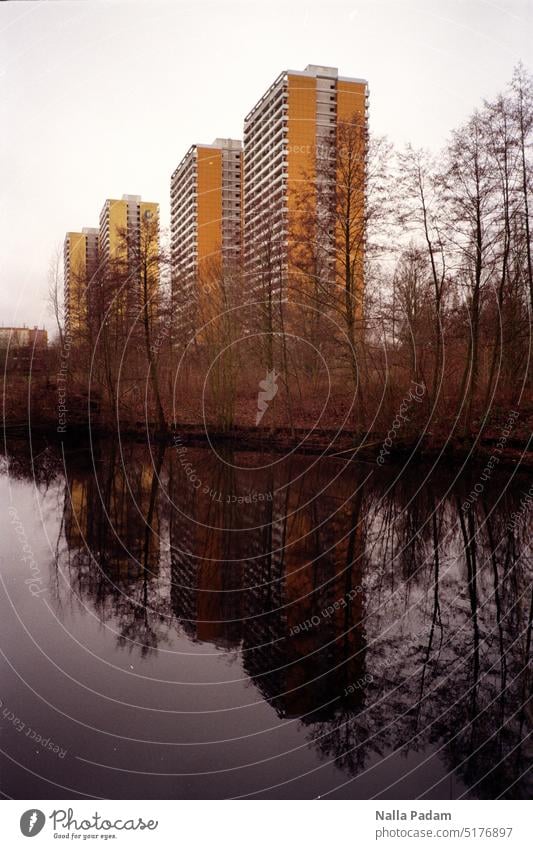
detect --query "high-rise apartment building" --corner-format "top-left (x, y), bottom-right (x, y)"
top-left (64, 227), bottom-right (99, 334)
top-left (243, 64), bottom-right (368, 297)
top-left (64, 195), bottom-right (159, 338)
top-left (99, 194), bottom-right (159, 264)
top-left (170, 138), bottom-right (243, 288)
top-left (98, 194), bottom-right (160, 322)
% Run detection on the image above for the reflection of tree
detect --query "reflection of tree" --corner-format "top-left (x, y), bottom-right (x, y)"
top-left (59, 440), bottom-right (169, 656)
top-left (3, 440), bottom-right (62, 491)
top-left (315, 476), bottom-right (533, 799)
top-left (117, 443), bottom-right (167, 654)
top-left (18, 434), bottom-right (530, 799)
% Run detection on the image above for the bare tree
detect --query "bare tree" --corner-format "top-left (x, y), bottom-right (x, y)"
top-left (397, 146), bottom-right (447, 406)
top-left (291, 116), bottom-right (392, 428)
top-left (47, 245), bottom-right (65, 348)
top-left (511, 63), bottom-right (533, 316)
top-left (116, 216), bottom-right (168, 431)
top-left (482, 91), bottom-right (521, 411)
top-left (392, 244), bottom-right (433, 385)
top-left (442, 111), bottom-right (496, 434)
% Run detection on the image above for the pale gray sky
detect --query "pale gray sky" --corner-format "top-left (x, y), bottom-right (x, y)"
top-left (1, 0), bottom-right (531, 334)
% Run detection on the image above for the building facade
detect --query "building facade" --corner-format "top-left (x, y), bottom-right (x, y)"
top-left (99, 194), bottom-right (160, 319)
top-left (0, 326), bottom-right (48, 349)
top-left (170, 138), bottom-right (243, 291)
top-left (0, 326), bottom-right (48, 372)
top-left (243, 64), bottom-right (368, 299)
top-left (64, 194), bottom-right (160, 339)
top-left (99, 194), bottom-right (159, 265)
top-left (64, 227), bottom-right (99, 335)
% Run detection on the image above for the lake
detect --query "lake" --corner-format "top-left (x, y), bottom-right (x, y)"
top-left (0, 436), bottom-right (531, 799)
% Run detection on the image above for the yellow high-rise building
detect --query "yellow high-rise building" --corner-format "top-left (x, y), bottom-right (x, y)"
top-left (170, 139), bottom-right (243, 289)
top-left (243, 64), bottom-right (368, 306)
top-left (99, 194), bottom-right (159, 264)
top-left (64, 195), bottom-right (159, 338)
top-left (98, 194), bottom-right (160, 320)
top-left (63, 227), bottom-right (99, 336)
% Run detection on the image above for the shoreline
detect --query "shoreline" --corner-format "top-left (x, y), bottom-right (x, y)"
top-left (3, 420), bottom-right (532, 470)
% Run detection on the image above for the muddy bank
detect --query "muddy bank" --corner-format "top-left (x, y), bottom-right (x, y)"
top-left (3, 418), bottom-right (532, 470)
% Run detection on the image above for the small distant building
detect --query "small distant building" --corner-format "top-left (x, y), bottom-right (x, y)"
top-left (0, 326), bottom-right (48, 348)
top-left (0, 326), bottom-right (48, 371)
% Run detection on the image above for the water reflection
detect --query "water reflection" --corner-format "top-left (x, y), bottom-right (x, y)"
top-left (2, 438), bottom-right (532, 798)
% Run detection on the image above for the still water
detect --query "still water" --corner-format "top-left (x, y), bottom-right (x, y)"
top-left (0, 437), bottom-right (531, 799)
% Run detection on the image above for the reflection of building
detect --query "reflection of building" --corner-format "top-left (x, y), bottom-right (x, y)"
top-left (242, 488), bottom-right (366, 721)
top-left (169, 459), bottom-right (245, 647)
top-left (243, 64), bottom-right (368, 294)
top-left (170, 139), bottom-right (243, 288)
top-left (171, 555), bottom-right (244, 648)
top-left (167, 453), bottom-right (367, 720)
top-left (64, 228), bottom-right (99, 335)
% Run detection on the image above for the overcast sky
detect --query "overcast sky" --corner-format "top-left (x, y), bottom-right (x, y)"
top-left (1, 0), bottom-right (531, 333)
